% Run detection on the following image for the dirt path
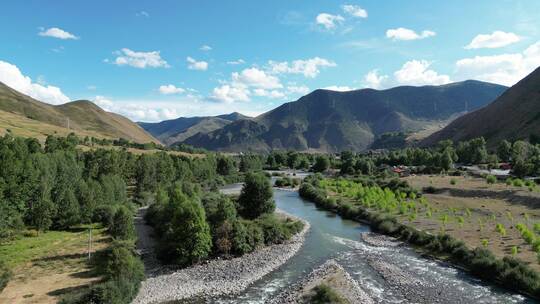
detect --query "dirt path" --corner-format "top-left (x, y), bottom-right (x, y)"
top-left (134, 207), bottom-right (163, 277)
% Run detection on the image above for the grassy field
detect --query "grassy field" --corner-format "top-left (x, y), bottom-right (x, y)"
top-left (0, 225), bottom-right (109, 304)
top-left (324, 174), bottom-right (540, 272)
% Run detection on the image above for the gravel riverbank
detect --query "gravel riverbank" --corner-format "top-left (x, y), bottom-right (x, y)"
top-left (269, 259), bottom-right (373, 304)
top-left (132, 210), bottom-right (310, 304)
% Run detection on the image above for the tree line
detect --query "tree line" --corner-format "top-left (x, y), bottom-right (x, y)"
top-left (339, 138), bottom-right (540, 177)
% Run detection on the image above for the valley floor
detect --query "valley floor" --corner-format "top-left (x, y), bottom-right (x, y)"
top-left (403, 174), bottom-right (540, 271)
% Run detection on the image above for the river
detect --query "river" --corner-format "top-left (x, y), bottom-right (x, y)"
top-left (214, 186), bottom-right (533, 303)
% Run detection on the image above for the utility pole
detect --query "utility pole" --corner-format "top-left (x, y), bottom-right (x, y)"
top-left (88, 227), bottom-right (92, 260)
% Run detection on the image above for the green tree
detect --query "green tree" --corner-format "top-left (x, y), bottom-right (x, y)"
top-left (110, 206), bottom-right (136, 241)
top-left (238, 173), bottom-right (275, 219)
top-left (312, 155), bottom-right (330, 173)
top-left (216, 157), bottom-right (236, 176)
top-left (54, 188), bottom-right (80, 229)
top-left (497, 140), bottom-right (512, 162)
top-left (160, 188), bottom-right (212, 266)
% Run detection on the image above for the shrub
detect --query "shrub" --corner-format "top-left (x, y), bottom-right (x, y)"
top-left (255, 214), bottom-right (302, 245)
top-left (0, 260), bottom-right (11, 293)
top-left (423, 186), bottom-right (437, 194)
top-left (486, 175), bottom-right (497, 184)
top-left (513, 179), bottom-right (524, 187)
top-left (450, 178), bottom-right (457, 185)
top-left (511, 246), bottom-right (519, 255)
top-left (309, 284), bottom-right (345, 304)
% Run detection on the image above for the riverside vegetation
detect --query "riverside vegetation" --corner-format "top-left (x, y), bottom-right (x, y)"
top-left (0, 133), bottom-right (303, 303)
top-left (299, 174), bottom-right (540, 298)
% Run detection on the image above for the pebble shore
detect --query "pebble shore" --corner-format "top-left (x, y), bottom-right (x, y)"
top-left (132, 211), bottom-right (310, 304)
top-left (269, 259), bottom-right (373, 304)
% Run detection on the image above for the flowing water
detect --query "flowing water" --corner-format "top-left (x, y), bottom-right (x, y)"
top-left (214, 187), bottom-right (534, 303)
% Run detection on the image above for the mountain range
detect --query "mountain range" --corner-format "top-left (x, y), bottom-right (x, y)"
top-left (0, 81), bottom-right (158, 144)
top-left (181, 80), bottom-right (506, 152)
top-left (423, 67), bottom-right (540, 146)
top-left (139, 112), bottom-right (249, 146)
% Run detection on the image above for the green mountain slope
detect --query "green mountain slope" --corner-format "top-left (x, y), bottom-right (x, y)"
top-left (423, 66), bottom-right (540, 146)
top-left (0, 82), bottom-right (159, 143)
top-left (139, 112), bottom-right (249, 146)
top-left (184, 80), bottom-right (507, 152)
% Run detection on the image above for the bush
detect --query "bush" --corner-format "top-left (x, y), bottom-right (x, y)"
top-left (513, 179), bottom-right (524, 187)
top-left (60, 243), bottom-right (144, 304)
top-left (423, 186), bottom-right (437, 194)
top-left (256, 214), bottom-right (302, 245)
top-left (486, 175), bottom-right (497, 184)
top-left (309, 284), bottom-right (345, 304)
top-left (0, 260), bottom-right (11, 293)
top-left (450, 178), bottom-right (457, 185)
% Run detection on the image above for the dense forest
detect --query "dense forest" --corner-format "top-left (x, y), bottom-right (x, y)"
top-left (0, 133), bottom-right (306, 303)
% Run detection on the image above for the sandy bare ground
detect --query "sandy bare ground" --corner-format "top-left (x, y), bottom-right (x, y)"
top-left (402, 175), bottom-right (540, 271)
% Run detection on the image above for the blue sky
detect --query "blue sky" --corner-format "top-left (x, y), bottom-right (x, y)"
top-left (1, 0), bottom-right (539, 122)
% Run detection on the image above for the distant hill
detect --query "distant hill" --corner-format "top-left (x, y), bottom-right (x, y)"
top-left (139, 112), bottom-right (249, 146)
top-left (183, 80), bottom-right (507, 152)
top-left (423, 67), bottom-right (540, 146)
top-left (0, 82), bottom-right (159, 143)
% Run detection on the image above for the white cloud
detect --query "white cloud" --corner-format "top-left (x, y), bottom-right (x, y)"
top-left (268, 57), bottom-right (336, 78)
top-left (38, 27), bottom-right (79, 40)
top-left (323, 85), bottom-right (355, 92)
top-left (136, 11), bottom-right (149, 17)
top-left (113, 48), bottom-right (169, 68)
top-left (232, 67), bottom-right (282, 89)
top-left (253, 89), bottom-right (285, 99)
top-left (464, 31), bottom-right (521, 49)
top-left (186, 56), bottom-right (208, 71)
top-left (316, 13), bottom-right (344, 30)
top-left (91, 95), bottom-right (266, 122)
top-left (200, 45), bottom-right (212, 51)
top-left (210, 84), bottom-right (250, 103)
top-left (342, 4), bottom-right (367, 18)
top-left (394, 60), bottom-right (450, 86)
top-left (363, 69), bottom-right (389, 89)
top-left (0, 60), bottom-right (70, 105)
top-left (456, 41), bottom-right (540, 86)
top-left (386, 28), bottom-right (436, 41)
top-left (287, 85), bottom-right (310, 95)
top-left (227, 59), bottom-right (245, 65)
top-left (158, 84), bottom-right (185, 95)
top-left (93, 95), bottom-right (114, 110)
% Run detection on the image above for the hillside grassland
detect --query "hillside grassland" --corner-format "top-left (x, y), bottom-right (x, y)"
top-left (77, 144), bottom-right (205, 157)
top-left (0, 109), bottom-right (115, 142)
top-left (0, 225), bottom-right (109, 304)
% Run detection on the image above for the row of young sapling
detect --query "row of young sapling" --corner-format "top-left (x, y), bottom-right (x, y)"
top-left (320, 178), bottom-right (540, 263)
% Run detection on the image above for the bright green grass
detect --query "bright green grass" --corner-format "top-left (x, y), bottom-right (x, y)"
top-left (0, 224), bottom-right (106, 269)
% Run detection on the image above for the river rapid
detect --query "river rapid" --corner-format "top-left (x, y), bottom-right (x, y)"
top-left (213, 187), bottom-right (534, 304)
